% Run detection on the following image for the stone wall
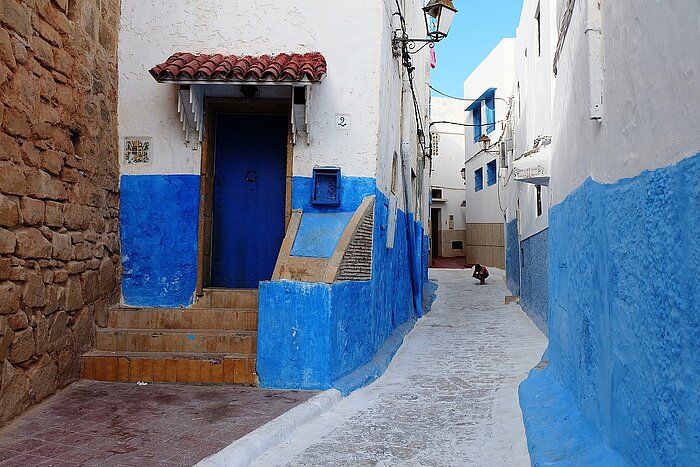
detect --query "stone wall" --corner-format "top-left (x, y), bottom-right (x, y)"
top-left (0, 0), bottom-right (120, 426)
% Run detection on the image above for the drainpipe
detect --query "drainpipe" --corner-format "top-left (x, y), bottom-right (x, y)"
top-left (586, 0), bottom-right (604, 120)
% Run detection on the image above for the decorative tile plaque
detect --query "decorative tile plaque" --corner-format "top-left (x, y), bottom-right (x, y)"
top-left (123, 137), bottom-right (152, 164)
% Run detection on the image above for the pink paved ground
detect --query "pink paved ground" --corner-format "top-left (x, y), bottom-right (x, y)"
top-left (0, 381), bottom-right (318, 467)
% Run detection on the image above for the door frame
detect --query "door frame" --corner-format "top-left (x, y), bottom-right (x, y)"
top-left (196, 98), bottom-right (293, 296)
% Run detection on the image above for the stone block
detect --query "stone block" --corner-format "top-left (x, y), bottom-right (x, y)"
top-left (65, 261), bottom-right (85, 275)
top-left (42, 284), bottom-right (58, 316)
top-left (98, 257), bottom-right (115, 294)
top-left (20, 197), bottom-right (45, 226)
top-left (72, 306), bottom-right (94, 352)
top-left (8, 327), bottom-right (34, 363)
top-left (56, 347), bottom-right (79, 388)
top-left (0, 257), bottom-right (10, 280)
top-left (72, 242), bottom-right (91, 261)
top-left (30, 34), bottom-right (54, 69)
top-left (0, 282), bottom-right (20, 315)
top-left (64, 276), bottom-right (83, 311)
top-left (40, 150), bottom-right (64, 175)
top-left (51, 232), bottom-right (72, 261)
top-left (6, 312), bottom-right (27, 331)
top-left (0, 27), bottom-right (15, 69)
top-left (0, 227), bottom-right (15, 254)
top-left (26, 355), bottom-right (57, 402)
top-left (22, 272), bottom-right (47, 308)
top-left (25, 169), bottom-right (67, 200)
top-left (0, 194), bottom-right (19, 227)
top-left (47, 310), bottom-right (69, 352)
top-left (0, 359), bottom-right (32, 426)
top-left (0, 0), bottom-right (32, 39)
top-left (0, 165), bottom-right (26, 195)
top-left (0, 317), bottom-right (11, 359)
top-left (63, 204), bottom-right (92, 230)
top-left (53, 269), bottom-right (67, 283)
top-left (80, 270), bottom-right (99, 303)
top-left (2, 106), bottom-right (31, 138)
top-left (44, 201), bottom-right (63, 227)
top-left (33, 310), bottom-right (48, 354)
top-left (15, 228), bottom-right (51, 259)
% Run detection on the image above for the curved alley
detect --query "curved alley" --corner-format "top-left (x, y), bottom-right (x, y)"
top-left (253, 268), bottom-right (547, 467)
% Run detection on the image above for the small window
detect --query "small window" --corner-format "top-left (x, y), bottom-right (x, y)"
top-left (536, 185), bottom-right (543, 217)
top-left (487, 160), bottom-right (497, 186)
top-left (472, 104), bottom-right (482, 143)
top-left (474, 168), bottom-right (484, 192)
top-left (452, 241), bottom-right (464, 250)
top-left (431, 188), bottom-right (443, 199)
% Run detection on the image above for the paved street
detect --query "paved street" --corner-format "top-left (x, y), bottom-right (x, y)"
top-left (254, 268), bottom-right (548, 467)
top-left (0, 382), bottom-right (316, 467)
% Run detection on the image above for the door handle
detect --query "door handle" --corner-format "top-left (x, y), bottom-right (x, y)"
top-left (245, 170), bottom-right (258, 183)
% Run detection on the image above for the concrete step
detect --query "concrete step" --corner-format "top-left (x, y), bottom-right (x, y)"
top-left (81, 351), bottom-right (256, 385)
top-left (95, 329), bottom-right (257, 354)
top-left (196, 288), bottom-right (258, 309)
top-left (107, 307), bottom-right (257, 331)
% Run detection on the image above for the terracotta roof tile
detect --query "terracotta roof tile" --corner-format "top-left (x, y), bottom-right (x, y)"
top-left (149, 52), bottom-right (327, 83)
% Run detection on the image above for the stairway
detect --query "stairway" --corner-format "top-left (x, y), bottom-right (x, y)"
top-left (81, 289), bottom-right (258, 384)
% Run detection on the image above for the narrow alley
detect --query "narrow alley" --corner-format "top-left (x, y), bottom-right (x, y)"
top-left (252, 269), bottom-right (547, 466)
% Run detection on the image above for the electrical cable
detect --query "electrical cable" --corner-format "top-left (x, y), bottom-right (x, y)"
top-left (429, 85), bottom-right (511, 104)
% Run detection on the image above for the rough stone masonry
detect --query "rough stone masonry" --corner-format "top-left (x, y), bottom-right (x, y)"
top-left (0, 0), bottom-right (120, 426)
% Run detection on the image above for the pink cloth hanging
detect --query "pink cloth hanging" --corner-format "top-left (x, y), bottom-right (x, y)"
top-left (430, 46), bottom-right (437, 69)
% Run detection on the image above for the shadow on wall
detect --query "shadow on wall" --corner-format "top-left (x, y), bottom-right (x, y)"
top-left (520, 229), bottom-right (548, 336)
top-left (505, 219), bottom-right (521, 295)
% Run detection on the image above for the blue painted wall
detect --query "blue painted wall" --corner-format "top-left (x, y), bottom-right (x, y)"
top-left (292, 176), bottom-right (376, 213)
top-left (120, 175), bottom-right (199, 307)
top-left (522, 151), bottom-right (700, 466)
top-left (505, 219), bottom-right (521, 295)
top-left (520, 229), bottom-right (549, 335)
top-left (291, 212), bottom-right (354, 258)
top-left (258, 178), bottom-right (426, 390)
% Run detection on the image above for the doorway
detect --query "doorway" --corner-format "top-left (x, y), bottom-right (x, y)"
top-left (431, 208), bottom-right (441, 257)
top-left (210, 113), bottom-right (288, 288)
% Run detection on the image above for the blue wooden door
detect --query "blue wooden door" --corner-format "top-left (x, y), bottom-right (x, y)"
top-left (211, 114), bottom-right (287, 288)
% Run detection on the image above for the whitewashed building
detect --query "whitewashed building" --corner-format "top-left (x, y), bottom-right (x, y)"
top-left (500, 0), bottom-right (557, 333)
top-left (106, 0), bottom-right (442, 391)
top-left (517, 1), bottom-right (700, 466)
top-left (462, 38), bottom-right (514, 269)
top-left (429, 97), bottom-right (466, 260)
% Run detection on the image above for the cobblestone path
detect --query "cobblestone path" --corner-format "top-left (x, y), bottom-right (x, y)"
top-left (254, 268), bottom-right (548, 467)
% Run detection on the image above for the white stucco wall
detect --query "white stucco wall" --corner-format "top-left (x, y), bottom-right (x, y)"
top-left (462, 39), bottom-right (514, 226)
top-left (551, 0), bottom-right (700, 205)
top-left (430, 97), bottom-right (467, 230)
top-left (118, 0), bottom-right (385, 179)
top-left (504, 0), bottom-right (557, 240)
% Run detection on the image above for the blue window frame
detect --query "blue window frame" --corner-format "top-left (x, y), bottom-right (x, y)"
top-left (487, 160), bottom-right (497, 186)
top-left (466, 87), bottom-right (497, 143)
top-left (472, 104), bottom-right (482, 142)
top-left (485, 91), bottom-right (496, 134)
top-left (474, 167), bottom-right (484, 192)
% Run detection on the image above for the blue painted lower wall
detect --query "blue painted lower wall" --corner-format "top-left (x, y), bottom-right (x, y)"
top-left (505, 219), bottom-right (520, 296)
top-left (521, 151), bottom-right (700, 466)
top-left (258, 179), bottom-right (426, 390)
top-left (520, 229), bottom-right (549, 335)
top-left (120, 175), bottom-right (199, 307)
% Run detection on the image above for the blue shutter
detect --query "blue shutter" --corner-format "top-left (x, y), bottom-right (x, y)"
top-left (472, 104), bottom-right (482, 142)
top-left (487, 160), bottom-right (497, 186)
top-left (474, 168), bottom-right (483, 192)
top-left (486, 93), bottom-right (496, 134)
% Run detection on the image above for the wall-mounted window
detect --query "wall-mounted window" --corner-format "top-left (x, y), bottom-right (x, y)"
top-left (472, 104), bottom-right (482, 142)
top-left (452, 241), bottom-right (463, 250)
top-left (474, 168), bottom-right (484, 192)
top-left (536, 185), bottom-right (543, 217)
top-left (431, 188), bottom-right (443, 199)
top-left (487, 160), bottom-right (497, 186)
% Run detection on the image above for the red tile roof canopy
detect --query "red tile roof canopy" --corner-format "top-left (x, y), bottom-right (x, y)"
top-left (149, 52), bottom-right (327, 83)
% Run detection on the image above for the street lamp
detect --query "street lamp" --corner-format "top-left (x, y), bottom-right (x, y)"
top-left (393, 0), bottom-right (458, 52)
top-left (424, 0), bottom-right (458, 42)
top-left (479, 134), bottom-right (491, 151)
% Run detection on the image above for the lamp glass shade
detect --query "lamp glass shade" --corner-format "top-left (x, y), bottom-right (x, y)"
top-left (479, 134), bottom-right (491, 150)
top-left (423, 0), bottom-right (458, 41)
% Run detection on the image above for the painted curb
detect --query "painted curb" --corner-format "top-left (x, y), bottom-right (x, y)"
top-left (332, 317), bottom-right (417, 396)
top-left (196, 389), bottom-right (342, 467)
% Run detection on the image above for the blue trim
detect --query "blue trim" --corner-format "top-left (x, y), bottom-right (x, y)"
top-left (465, 87), bottom-right (498, 111)
top-left (474, 167), bottom-right (483, 192)
top-left (486, 159), bottom-right (497, 186)
top-left (472, 105), bottom-right (482, 143)
top-left (485, 91), bottom-right (496, 134)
